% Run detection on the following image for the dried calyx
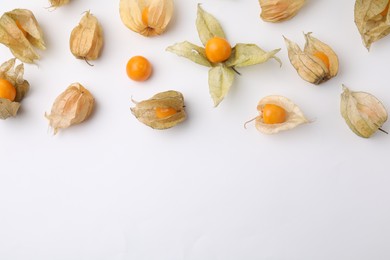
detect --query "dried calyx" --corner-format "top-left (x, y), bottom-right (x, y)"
top-left (167, 4), bottom-right (281, 107)
top-left (131, 90), bottom-right (186, 130)
top-left (341, 85), bottom-right (388, 138)
top-left (49, 0), bottom-right (70, 8)
top-left (259, 0), bottom-right (305, 22)
top-left (0, 59), bottom-right (30, 120)
top-left (245, 95), bottom-right (308, 134)
top-left (70, 11), bottom-right (103, 63)
top-left (45, 83), bottom-right (95, 134)
top-left (284, 32), bottom-right (339, 85)
top-left (119, 0), bottom-right (174, 36)
top-left (355, 0), bottom-right (390, 50)
top-left (0, 9), bottom-right (45, 63)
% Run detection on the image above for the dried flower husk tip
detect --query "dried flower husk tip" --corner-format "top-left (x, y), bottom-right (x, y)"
top-left (131, 90), bottom-right (186, 130)
top-left (45, 83), bottom-right (95, 134)
top-left (341, 85), bottom-right (388, 138)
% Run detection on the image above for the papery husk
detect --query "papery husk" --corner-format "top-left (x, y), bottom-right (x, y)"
top-left (304, 33), bottom-right (338, 78)
top-left (45, 83), bottom-right (94, 134)
top-left (208, 64), bottom-right (235, 107)
top-left (0, 9), bottom-right (45, 63)
top-left (131, 90), bottom-right (186, 129)
top-left (225, 43), bottom-right (281, 67)
top-left (0, 58), bottom-right (29, 120)
top-left (166, 41), bottom-right (212, 67)
top-left (70, 11), bottom-right (103, 61)
top-left (196, 4), bottom-right (226, 46)
top-left (341, 85), bottom-right (387, 138)
top-left (284, 33), bottom-right (339, 85)
top-left (252, 95), bottom-right (308, 134)
top-left (355, 0), bottom-right (390, 50)
top-left (259, 0), bottom-right (305, 22)
top-left (119, 0), bottom-right (174, 36)
top-left (49, 0), bottom-right (70, 8)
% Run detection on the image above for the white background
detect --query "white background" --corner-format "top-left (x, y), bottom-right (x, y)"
top-left (1, 0), bottom-right (390, 259)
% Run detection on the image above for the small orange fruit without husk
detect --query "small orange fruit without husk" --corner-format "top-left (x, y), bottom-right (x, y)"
top-left (126, 56), bottom-right (152, 81)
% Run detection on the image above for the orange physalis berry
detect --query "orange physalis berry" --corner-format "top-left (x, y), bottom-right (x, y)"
top-left (205, 37), bottom-right (232, 63)
top-left (155, 107), bottom-right (177, 119)
top-left (126, 56), bottom-right (152, 82)
top-left (313, 51), bottom-right (330, 70)
top-left (0, 78), bottom-right (17, 101)
top-left (141, 7), bottom-right (149, 26)
top-left (262, 104), bottom-right (287, 124)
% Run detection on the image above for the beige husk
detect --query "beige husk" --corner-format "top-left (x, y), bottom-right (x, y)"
top-left (252, 95), bottom-right (308, 134)
top-left (119, 0), bottom-right (174, 36)
top-left (341, 85), bottom-right (388, 138)
top-left (0, 58), bottom-right (29, 120)
top-left (259, 0), bottom-right (305, 22)
top-left (284, 33), bottom-right (339, 85)
top-left (131, 90), bottom-right (186, 129)
top-left (45, 83), bottom-right (95, 134)
top-left (355, 0), bottom-right (390, 49)
top-left (70, 11), bottom-right (103, 61)
top-left (0, 9), bottom-right (45, 63)
top-left (49, 0), bottom-right (70, 8)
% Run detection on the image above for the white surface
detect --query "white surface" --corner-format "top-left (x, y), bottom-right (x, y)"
top-left (1, 0), bottom-right (390, 259)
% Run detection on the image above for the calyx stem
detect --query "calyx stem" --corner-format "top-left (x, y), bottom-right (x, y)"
top-left (378, 128), bottom-right (389, 134)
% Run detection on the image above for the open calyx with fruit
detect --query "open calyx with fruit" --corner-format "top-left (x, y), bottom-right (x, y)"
top-left (0, 59), bottom-right (29, 120)
top-left (167, 4), bottom-right (281, 107)
top-left (245, 95), bottom-right (309, 134)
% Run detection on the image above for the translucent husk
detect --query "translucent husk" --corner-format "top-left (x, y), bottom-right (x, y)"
top-left (246, 95), bottom-right (308, 134)
top-left (259, 0), bottom-right (305, 22)
top-left (355, 0), bottom-right (390, 50)
top-left (131, 90), bottom-right (186, 130)
top-left (45, 83), bottom-right (95, 134)
top-left (49, 0), bottom-right (70, 8)
top-left (0, 58), bottom-right (29, 120)
top-left (0, 9), bottom-right (45, 63)
top-left (119, 0), bottom-right (174, 36)
top-left (284, 32), bottom-right (339, 85)
top-left (70, 11), bottom-right (103, 62)
top-left (341, 85), bottom-right (388, 138)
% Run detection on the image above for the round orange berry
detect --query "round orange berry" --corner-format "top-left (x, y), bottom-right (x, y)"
top-left (0, 78), bottom-right (17, 101)
top-left (262, 104), bottom-right (287, 124)
top-left (155, 107), bottom-right (177, 119)
top-left (126, 56), bottom-right (152, 82)
top-left (205, 37), bottom-right (232, 63)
